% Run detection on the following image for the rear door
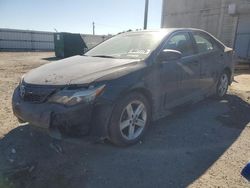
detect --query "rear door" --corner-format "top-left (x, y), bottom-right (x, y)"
top-left (191, 31), bottom-right (223, 92)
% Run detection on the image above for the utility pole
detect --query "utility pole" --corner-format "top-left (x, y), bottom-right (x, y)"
top-left (144, 0), bottom-right (149, 30)
top-left (92, 22), bottom-right (95, 35)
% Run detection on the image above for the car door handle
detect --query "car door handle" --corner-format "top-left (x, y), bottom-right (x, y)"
top-left (189, 60), bottom-right (199, 65)
top-left (183, 60), bottom-right (199, 66)
top-left (193, 61), bottom-right (199, 65)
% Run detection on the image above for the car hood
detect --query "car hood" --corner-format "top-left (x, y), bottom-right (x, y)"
top-left (23, 56), bottom-right (142, 86)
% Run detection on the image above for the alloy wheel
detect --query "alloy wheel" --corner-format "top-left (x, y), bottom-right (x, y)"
top-left (119, 100), bottom-right (147, 141)
top-left (218, 73), bottom-right (229, 97)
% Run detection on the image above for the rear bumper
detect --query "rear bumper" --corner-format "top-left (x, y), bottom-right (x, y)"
top-left (12, 87), bottom-right (93, 135)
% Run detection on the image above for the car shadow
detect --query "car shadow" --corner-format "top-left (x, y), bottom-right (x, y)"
top-left (235, 68), bottom-right (250, 76)
top-left (42, 57), bottom-right (62, 62)
top-left (0, 95), bottom-right (249, 188)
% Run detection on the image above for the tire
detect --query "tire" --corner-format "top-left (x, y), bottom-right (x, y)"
top-left (108, 92), bottom-right (151, 146)
top-left (216, 71), bottom-right (229, 98)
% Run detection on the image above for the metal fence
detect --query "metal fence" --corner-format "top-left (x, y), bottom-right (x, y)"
top-left (0, 28), bottom-right (54, 51)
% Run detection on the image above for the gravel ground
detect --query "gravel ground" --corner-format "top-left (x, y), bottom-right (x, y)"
top-left (0, 52), bottom-right (249, 188)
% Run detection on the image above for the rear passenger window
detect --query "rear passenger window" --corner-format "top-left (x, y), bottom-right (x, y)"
top-left (193, 34), bottom-right (215, 53)
top-left (164, 33), bottom-right (194, 57)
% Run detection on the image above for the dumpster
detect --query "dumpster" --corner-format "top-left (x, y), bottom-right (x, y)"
top-left (54, 33), bottom-right (111, 58)
top-left (54, 33), bottom-right (87, 58)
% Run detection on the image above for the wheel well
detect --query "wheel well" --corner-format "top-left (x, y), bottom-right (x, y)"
top-left (224, 67), bottom-right (232, 84)
top-left (127, 88), bottom-right (153, 112)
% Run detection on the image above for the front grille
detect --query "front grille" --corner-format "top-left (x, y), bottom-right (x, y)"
top-left (19, 84), bottom-right (57, 103)
top-left (23, 92), bottom-right (48, 103)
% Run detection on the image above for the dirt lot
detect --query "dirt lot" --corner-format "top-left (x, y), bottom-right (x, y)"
top-left (0, 52), bottom-right (249, 188)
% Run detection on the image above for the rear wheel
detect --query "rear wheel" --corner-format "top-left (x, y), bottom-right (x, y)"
top-left (108, 92), bottom-right (151, 146)
top-left (216, 71), bottom-right (229, 98)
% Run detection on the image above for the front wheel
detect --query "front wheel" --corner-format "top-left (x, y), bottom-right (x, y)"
top-left (108, 92), bottom-right (151, 146)
top-left (216, 72), bottom-right (229, 98)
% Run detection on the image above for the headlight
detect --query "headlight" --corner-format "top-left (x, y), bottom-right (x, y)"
top-left (48, 85), bottom-right (105, 106)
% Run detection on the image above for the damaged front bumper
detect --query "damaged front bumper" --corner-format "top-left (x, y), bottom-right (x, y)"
top-left (12, 87), bottom-right (93, 136)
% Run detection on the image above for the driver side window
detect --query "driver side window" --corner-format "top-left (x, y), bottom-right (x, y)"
top-left (164, 33), bottom-right (195, 57)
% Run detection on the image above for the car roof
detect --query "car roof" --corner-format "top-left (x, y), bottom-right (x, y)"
top-left (124, 28), bottom-right (208, 35)
top-left (123, 28), bottom-right (226, 47)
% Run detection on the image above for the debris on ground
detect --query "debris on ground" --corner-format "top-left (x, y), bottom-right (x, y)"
top-left (3, 163), bottom-right (36, 181)
top-left (11, 149), bottom-right (16, 154)
top-left (49, 141), bottom-right (63, 153)
top-left (8, 159), bottom-right (14, 164)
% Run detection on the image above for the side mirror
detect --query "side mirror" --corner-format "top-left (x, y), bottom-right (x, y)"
top-left (157, 49), bottom-right (182, 62)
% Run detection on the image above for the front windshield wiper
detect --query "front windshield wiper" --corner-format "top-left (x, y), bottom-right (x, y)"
top-left (91, 55), bottom-right (116, 58)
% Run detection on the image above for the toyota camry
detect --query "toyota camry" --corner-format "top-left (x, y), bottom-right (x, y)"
top-left (12, 29), bottom-right (235, 146)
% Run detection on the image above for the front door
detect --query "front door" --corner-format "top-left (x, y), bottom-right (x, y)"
top-left (161, 32), bottom-right (200, 109)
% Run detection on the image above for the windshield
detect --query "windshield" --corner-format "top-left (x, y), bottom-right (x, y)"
top-left (85, 32), bottom-right (166, 59)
